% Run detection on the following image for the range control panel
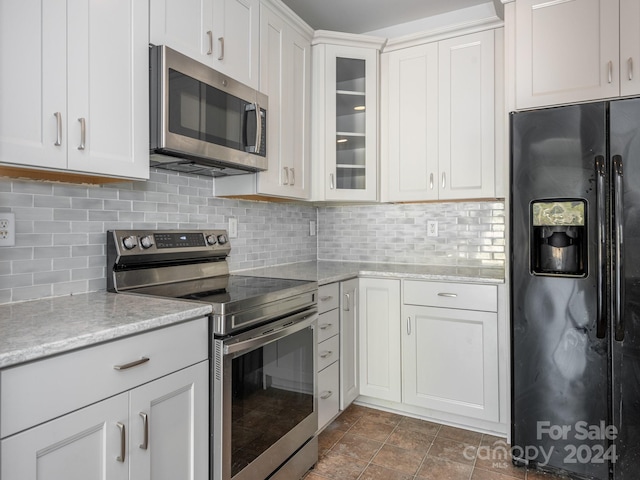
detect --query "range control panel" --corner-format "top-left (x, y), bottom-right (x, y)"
top-left (108, 229), bottom-right (231, 259)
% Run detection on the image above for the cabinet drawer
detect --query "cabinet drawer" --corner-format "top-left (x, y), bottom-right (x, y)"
top-left (318, 283), bottom-right (339, 313)
top-left (1, 317), bottom-right (208, 438)
top-left (318, 361), bottom-right (340, 431)
top-left (403, 281), bottom-right (497, 312)
top-left (318, 309), bottom-right (340, 343)
top-left (317, 334), bottom-right (340, 372)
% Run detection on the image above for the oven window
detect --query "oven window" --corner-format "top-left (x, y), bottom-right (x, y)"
top-left (230, 327), bottom-right (314, 476)
top-left (168, 69), bottom-right (247, 151)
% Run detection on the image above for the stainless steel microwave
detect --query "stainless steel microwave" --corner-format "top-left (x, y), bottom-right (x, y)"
top-left (150, 45), bottom-right (267, 177)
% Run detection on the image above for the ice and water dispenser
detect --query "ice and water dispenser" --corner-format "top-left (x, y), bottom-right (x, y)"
top-left (531, 200), bottom-right (586, 276)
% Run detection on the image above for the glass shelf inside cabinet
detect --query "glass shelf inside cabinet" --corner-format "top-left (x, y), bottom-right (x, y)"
top-left (336, 57), bottom-right (366, 191)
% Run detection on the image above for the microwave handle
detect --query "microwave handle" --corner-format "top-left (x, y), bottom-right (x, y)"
top-left (254, 103), bottom-right (263, 154)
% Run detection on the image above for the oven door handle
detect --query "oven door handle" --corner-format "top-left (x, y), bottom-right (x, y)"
top-left (223, 309), bottom-right (318, 355)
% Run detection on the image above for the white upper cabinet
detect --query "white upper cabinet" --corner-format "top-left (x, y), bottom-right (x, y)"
top-left (215, 1), bottom-right (312, 199)
top-left (620, 0), bottom-right (640, 96)
top-left (0, 0), bottom-right (149, 181)
top-left (312, 34), bottom-right (385, 202)
top-left (383, 29), bottom-right (496, 202)
top-left (513, 0), bottom-right (621, 108)
top-left (150, 0), bottom-right (260, 89)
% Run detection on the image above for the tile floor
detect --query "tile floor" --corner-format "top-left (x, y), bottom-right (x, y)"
top-left (305, 404), bottom-right (569, 480)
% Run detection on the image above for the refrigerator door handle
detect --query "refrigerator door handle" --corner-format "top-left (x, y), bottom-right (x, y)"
top-left (595, 155), bottom-right (607, 339)
top-left (613, 155), bottom-right (625, 342)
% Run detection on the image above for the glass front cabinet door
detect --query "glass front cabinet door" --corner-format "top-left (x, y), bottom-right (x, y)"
top-left (312, 39), bottom-right (382, 201)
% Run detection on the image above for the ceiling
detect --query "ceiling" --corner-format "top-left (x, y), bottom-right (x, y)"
top-left (280, 0), bottom-right (496, 34)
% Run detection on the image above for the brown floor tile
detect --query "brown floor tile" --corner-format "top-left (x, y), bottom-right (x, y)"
top-left (329, 404), bottom-right (369, 430)
top-left (303, 473), bottom-right (328, 480)
top-left (331, 432), bottom-right (383, 462)
top-left (311, 451), bottom-right (368, 480)
top-left (386, 425), bottom-right (435, 453)
top-left (359, 463), bottom-right (414, 480)
top-left (361, 408), bottom-right (404, 427)
top-left (371, 443), bottom-right (426, 475)
top-left (472, 467), bottom-right (525, 480)
top-left (318, 425), bottom-right (347, 456)
top-left (416, 456), bottom-right (474, 480)
top-left (439, 425), bottom-right (484, 445)
top-left (398, 416), bottom-right (442, 436)
top-left (475, 436), bottom-right (525, 479)
top-left (349, 417), bottom-right (397, 442)
top-left (428, 436), bottom-right (478, 465)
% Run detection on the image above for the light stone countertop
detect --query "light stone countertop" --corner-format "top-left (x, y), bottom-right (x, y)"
top-left (236, 260), bottom-right (505, 285)
top-left (0, 292), bottom-right (212, 369)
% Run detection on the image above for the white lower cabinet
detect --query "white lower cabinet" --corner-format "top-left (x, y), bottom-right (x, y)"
top-left (359, 277), bottom-right (501, 426)
top-left (316, 279), bottom-right (360, 431)
top-left (0, 318), bottom-right (209, 480)
top-left (358, 278), bottom-right (401, 403)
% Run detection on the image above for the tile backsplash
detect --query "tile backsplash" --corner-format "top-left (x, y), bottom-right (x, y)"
top-left (0, 170), bottom-right (505, 304)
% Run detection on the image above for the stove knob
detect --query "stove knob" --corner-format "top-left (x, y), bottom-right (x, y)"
top-left (140, 235), bottom-right (154, 249)
top-left (217, 234), bottom-right (228, 245)
top-left (122, 235), bottom-right (138, 250)
top-left (206, 234), bottom-right (217, 246)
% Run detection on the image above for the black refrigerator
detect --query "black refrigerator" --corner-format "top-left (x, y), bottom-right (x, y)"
top-left (510, 98), bottom-right (640, 479)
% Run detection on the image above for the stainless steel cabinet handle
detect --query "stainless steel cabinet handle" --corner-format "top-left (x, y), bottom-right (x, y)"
top-left (330, 173), bottom-right (335, 190)
top-left (116, 422), bottom-right (126, 462)
top-left (407, 316), bottom-right (411, 335)
top-left (319, 323), bottom-right (333, 330)
top-left (283, 167), bottom-right (289, 185)
top-left (344, 293), bottom-right (351, 312)
top-left (437, 292), bottom-right (458, 298)
top-left (54, 112), bottom-right (62, 146)
top-left (429, 173), bottom-right (434, 190)
top-left (320, 391), bottom-right (333, 400)
top-left (206, 31), bottom-right (213, 55)
top-left (218, 37), bottom-right (225, 61)
top-left (290, 167), bottom-right (295, 186)
top-left (629, 57), bottom-right (634, 81)
top-left (320, 350), bottom-right (333, 359)
top-left (139, 412), bottom-right (149, 450)
top-left (608, 61), bottom-right (613, 84)
top-left (441, 172), bottom-right (446, 189)
top-left (113, 357), bottom-right (150, 371)
top-left (77, 118), bottom-right (86, 150)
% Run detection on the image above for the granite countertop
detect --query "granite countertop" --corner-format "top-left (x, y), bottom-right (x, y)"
top-left (237, 260), bottom-right (505, 285)
top-left (0, 292), bottom-right (212, 369)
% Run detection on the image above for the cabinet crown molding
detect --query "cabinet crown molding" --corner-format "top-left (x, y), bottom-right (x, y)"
top-left (260, 0), bottom-right (314, 37)
top-left (383, 17), bottom-right (503, 52)
top-left (312, 30), bottom-right (387, 50)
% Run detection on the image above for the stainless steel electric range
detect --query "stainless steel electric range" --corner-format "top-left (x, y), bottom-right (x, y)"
top-left (107, 229), bottom-right (319, 480)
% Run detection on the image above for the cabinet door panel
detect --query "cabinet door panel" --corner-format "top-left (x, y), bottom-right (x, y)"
top-left (67, 0), bottom-right (149, 179)
top-left (0, 0), bottom-right (67, 170)
top-left (213, 0), bottom-right (259, 88)
top-left (439, 31), bottom-right (495, 200)
top-left (358, 278), bottom-right (401, 402)
top-left (403, 305), bottom-right (499, 421)
top-left (621, 0), bottom-right (640, 96)
top-left (340, 278), bottom-right (359, 409)
top-left (1, 394), bottom-right (128, 480)
top-left (129, 361), bottom-right (209, 480)
top-left (385, 44), bottom-right (439, 202)
top-left (515, 0), bottom-right (619, 108)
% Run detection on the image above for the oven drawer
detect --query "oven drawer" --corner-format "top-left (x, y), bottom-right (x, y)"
top-left (403, 280), bottom-right (498, 312)
top-left (1, 317), bottom-right (208, 439)
top-left (317, 308), bottom-right (339, 343)
top-left (317, 334), bottom-right (340, 372)
top-left (318, 283), bottom-right (339, 313)
top-left (318, 361), bottom-right (340, 430)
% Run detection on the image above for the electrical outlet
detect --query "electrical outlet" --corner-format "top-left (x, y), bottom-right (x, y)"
top-left (427, 220), bottom-right (438, 237)
top-left (228, 217), bottom-right (238, 238)
top-left (0, 212), bottom-right (15, 246)
top-left (309, 221), bottom-right (316, 236)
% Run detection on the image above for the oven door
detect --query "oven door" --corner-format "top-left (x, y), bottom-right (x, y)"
top-left (212, 308), bottom-right (318, 480)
